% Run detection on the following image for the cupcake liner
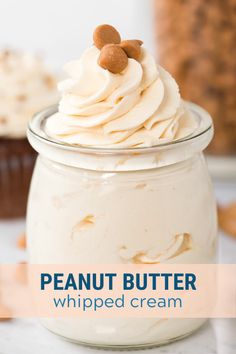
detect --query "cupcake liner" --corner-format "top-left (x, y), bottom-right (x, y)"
top-left (0, 138), bottom-right (37, 218)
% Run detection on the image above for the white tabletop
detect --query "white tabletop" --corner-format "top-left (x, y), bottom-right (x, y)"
top-left (0, 181), bottom-right (235, 354)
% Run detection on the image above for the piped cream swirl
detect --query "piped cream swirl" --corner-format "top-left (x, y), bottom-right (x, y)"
top-left (0, 50), bottom-right (59, 138)
top-left (46, 46), bottom-right (197, 148)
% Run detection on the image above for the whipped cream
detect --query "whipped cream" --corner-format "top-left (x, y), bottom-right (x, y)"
top-left (27, 27), bottom-right (216, 348)
top-left (28, 154), bottom-right (217, 346)
top-left (45, 46), bottom-right (197, 148)
top-left (0, 50), bottom-right (59, 138)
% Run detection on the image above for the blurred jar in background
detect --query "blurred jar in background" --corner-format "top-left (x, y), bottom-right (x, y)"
top-left (153, 0), bottom-right (236, 155)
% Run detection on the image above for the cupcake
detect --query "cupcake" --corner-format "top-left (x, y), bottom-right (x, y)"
top-left (0, 50), bottom-right (59, 218)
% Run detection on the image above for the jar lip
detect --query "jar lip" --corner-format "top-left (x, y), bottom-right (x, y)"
top-left (28, 101), bottom-right (213, 155)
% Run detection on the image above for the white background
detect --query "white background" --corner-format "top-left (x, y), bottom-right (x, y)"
top-left (0, 0), bottom-right (155, 69)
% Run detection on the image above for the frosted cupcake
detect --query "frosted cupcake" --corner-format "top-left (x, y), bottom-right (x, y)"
top-left (0, 50), bottom-right (59, 218)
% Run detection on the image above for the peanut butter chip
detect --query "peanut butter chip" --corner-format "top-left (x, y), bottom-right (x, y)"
top-left (120, 40), bottom-right (143, 60)
top-left (218, 203), bottom-right (236, 238)
top-left (93, 24), bottom-right (121, 50)
top-left (135, 39), bottom-right (143, 46)
top-left (0, 116), bottom-right (7, 124)
top-left (17, 233), bottom-right (26, 249)
top-left (98, 44), bottom-right (128, 74)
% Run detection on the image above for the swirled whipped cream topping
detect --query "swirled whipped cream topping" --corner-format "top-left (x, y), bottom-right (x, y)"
top-left (0, 50), bottom-right (59, 138)
top-left (46, 44), bottom-right (197, 148)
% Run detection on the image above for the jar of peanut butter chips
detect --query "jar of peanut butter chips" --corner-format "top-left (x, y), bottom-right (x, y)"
top-left (154, 0), bottom-right (236, 155)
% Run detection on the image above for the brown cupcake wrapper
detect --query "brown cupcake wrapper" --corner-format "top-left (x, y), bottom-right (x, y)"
top-left (0, 138), bottom-right (37, 219)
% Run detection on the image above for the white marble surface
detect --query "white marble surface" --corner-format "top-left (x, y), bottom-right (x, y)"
top-left (0, 182), bottom-right (235, 354)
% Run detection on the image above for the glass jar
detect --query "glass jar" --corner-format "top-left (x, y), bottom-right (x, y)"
top-left (27, 103), bottom-right (217, 349)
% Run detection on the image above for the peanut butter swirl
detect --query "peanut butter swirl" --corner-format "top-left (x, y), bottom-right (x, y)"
top-left (45, 28), bottom-right (198, 148)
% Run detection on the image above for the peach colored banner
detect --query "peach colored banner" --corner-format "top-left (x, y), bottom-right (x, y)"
top-left (0, 264), bottom-right (235, 318)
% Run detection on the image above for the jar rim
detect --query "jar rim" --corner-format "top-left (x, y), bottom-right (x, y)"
top-left (28, 101), bottom-right (212, 155)
top-left (27, 102), bottom-right (213, 171)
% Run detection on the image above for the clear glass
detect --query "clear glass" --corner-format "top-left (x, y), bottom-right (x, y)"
top-left (26, 103), bottom-right (217, 349)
